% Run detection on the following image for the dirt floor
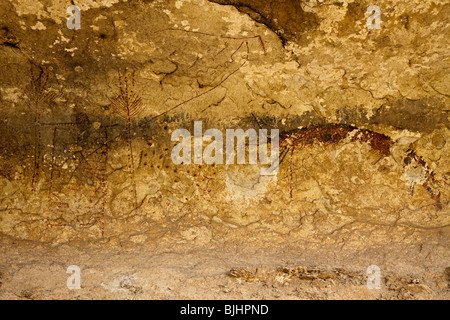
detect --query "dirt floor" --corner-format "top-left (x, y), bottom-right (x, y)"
top-left (1, 240), bottom-right (448, 300)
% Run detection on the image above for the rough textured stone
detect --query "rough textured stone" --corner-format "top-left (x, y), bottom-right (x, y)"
top-left (0, 0), bottom-right (448, 299)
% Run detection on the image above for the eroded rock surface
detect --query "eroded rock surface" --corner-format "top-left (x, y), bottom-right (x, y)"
top-left (0, 0), bottom-right (448, 299)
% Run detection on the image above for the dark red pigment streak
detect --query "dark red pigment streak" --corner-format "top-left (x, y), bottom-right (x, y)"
top-left (277, 123), bottom-right (441, 209)
top-left (279, 123), bottom-right (392, 156)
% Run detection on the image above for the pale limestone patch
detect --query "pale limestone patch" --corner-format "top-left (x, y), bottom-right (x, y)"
top-left (31, 21), bottom-right (46, 30)
top-left (175, 0), bottom-right (184, 9)
top-left (180, 226), bottom-right (212, 245)
top-left (221, 11), bottom-right (256, 36)
top-left (0, 87), bottom-right (23, 103)
top-left (225, 164), bottom-right (277, 202)
top-left (10, 0), bottom-right (45, 18)
top-left (116, 31), bottom-right (157, 58)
